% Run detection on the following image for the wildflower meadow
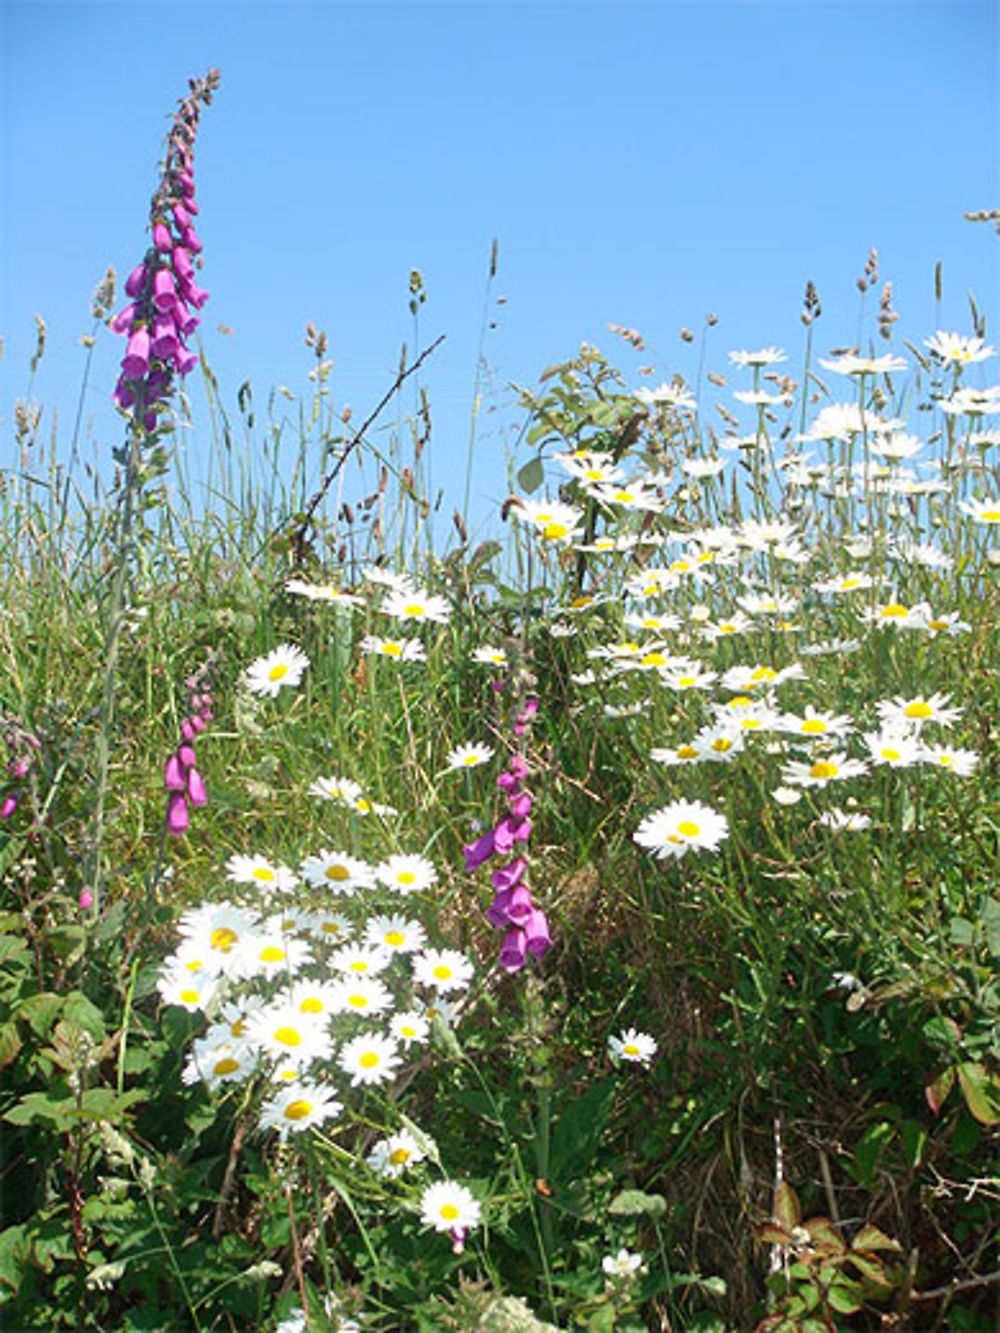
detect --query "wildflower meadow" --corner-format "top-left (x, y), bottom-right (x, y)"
top-left (2, 71), bottom-right (999, 1333)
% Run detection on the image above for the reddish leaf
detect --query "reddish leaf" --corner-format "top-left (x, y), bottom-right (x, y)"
top-left (925, 1065), bottom-right (955, 1116)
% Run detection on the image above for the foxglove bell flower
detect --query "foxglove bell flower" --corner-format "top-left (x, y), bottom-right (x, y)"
top-left (110, 69), bottom-right (219, 432)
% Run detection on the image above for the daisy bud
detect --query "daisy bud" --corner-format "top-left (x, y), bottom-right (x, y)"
top-left (166, 791), bottom-right (189, 836)
top-left (499, 927), bottom-right (528, 973)
top-left (164, 753), bottom-right (186, 791)
top-left (187, 767), bottom-right (207, 806)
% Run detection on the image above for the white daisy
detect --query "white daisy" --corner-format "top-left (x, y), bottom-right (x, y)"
top-left (367, 1129), bottom-right (427, 1179)
top-left (607, 1028), bottom-right (658, 1066)
top-left (471, 645), bottom-right (508, 667)
top-left (360, 635), bottom-right (427, 663)
top-left (729, 347), bottom-right (786, 368)
top-left (258, 1082), bottom-right (342, 1140)
top-left (389, 1010), bottom-right (430, 1046)
top-left (863, 730), bottom-right (922, 769)
top-left (243, 644), bottom-right (309, 698)
top-left (225, 854), bottom-right (300, 895)
top-left (327, 975), bottom-right (394, 1018)
top-left (157, 967), bottom-right (219, 1013)
top-left (376, 853), bottom-right (438, 895)
top-left (182, 1034), bottom-right (255, 1090)
top-left (338, 1032), bottom-right (401, 1087)
top-left (419, 1180), bottom-right (482, 1234)
top-left (445, 743), bottom-right (495, 771)
top-left (328, 943), bottom-right (392, 977)
top-left (244, 1004), bottom-right (333, 1066)
top-left (875, 693), bottom-right (962, 730)
top-left (413, 948), bottom-right (475, 993)
top-left (781, 754), bottom-right (868, 787)
top-left (299, 849), bottom-right (376, 894)
top-left (920, 744), bottom-right (979, 776)
top-left (285, 578), bottom-right (363, 607)
top-left (924, 331), bottom-right (995, 365)
top-left (634, 800), bottom-right (729, 859)
top-left (364, 915), bottom-right (427, 955)
top-left (381, 587), bottom-right (451, 624)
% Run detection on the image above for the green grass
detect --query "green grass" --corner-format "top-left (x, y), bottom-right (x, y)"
top-left (1, 302), bottom-right (998, 1333)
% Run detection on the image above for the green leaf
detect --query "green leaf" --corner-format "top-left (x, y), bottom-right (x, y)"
top-left (956, 1062), bottom-right (1000, 1126)
top-left (5, 1091), bottom-right (78, 1130)
top-left (981, 897), bottom-right (1000, 957)
top-left (900, 1119), bottom-right (928, 1169)
top-left (516, 457), bottom-right (545, 494)
top-left (852, 1224), bottom-right (902, 1254)
top-left (925, 1066), bottom-right (955, 1116)
top-left (949, 916), bottom-right (975, 947)
top-left (16, 992), bottom-right (64, 1038)
top-left (0, 1223), bottom-right (31, 1293)
top-left (60, 992), bottom-right (107, 1042)
top-left (608, 1188), bottom-right (666, 1218)
top-left (550, 1078), bottom-right (617, 1184)
top-left (44, 925), bottom-right (87, 965)
top-left (0, 1022), bottom-right (22, 1067)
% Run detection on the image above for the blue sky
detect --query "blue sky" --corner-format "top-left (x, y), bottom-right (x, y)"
top-left (1, 0), bottom-right (997, 539)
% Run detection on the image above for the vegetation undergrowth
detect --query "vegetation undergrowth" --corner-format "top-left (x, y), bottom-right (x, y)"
top-left (1, 73), bottom-right (998, 1333)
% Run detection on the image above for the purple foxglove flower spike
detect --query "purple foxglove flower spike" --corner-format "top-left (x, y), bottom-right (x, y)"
top-left (492, 857), bottom-right (527, 890)
top-left (152, 267), bottom-right (178, 312)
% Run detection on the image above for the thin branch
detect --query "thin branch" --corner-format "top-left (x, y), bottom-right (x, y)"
top-left (289, 333), bottom-right (446, 564)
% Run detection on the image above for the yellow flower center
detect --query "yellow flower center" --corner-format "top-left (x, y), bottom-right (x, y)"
top-left (881, 603), bottom-right (908, 618)
top-left (274, 1027), bottom-right (301, 1048)
top-left (677, 745), bottom-right (698, 759)
top-left (712, 738), bottom-right (733, 752)
top-left (260, 946), bottom-right (285, 963)
top-left (284, 1100), bottom-right (312, 1121)
top-left (184, 958), bottom-right (203, 973)
top-left (326, 864), bottom-right (350, 881)
top-left (730, 695), bottom-right (752, 708)
top-left (268, 664), bottom-right (289, 682)
top-left (801, 719), bottom-right (827, 734)
top-left (389, 1148), bottom-right (411, 1165)
top-left (213, 1057), bottom-right (240, 1077)
top-left (751, 667), bottom-right (777, 682)
top-left (463, 754), bottom-right (480, 765)
top-left (433, 965), bottom-right (453, 981)
top-left (382, 642), bottom-right (403, 657)
top-left (360, 1052), bottom-right (379, 1068)
top-left (841, 578), bottom-right (860, 589)
top-left (385, 931), bottom-right (405, 946)
top-left (641, 652), bottom-right (667, 667)
top-left (676, 821), bottom-right (700, 837)
top-left (397, 871), bottom-right (416, 886)
top-left (938, 755), bottom-right (954, 767)
top-left (230, 1019), bottom-right (246, 1037)
top-left (253, 867), bottom-right (276, 882)
top-left (350, 961), bottom-right (369, 972)
top-left (624, 1044), bottom-right (639, 1056)
top-left (179, 989), bottom-right (199, 1006)
top-left (440, 1203), bottom-right (460, 1221)
top-left (403, 603), bottom-right (425, 616)
top-left (571, 596), bottom-right (593, 609)
top-left (210, 927), bottom-right (238, 951)
top-left (881, 748), bottom-right (901, 762)
top-left (348, 994), bottom-right (369, 1008)
top-left (810, 761), bottom-right (838, 779)
top-left (677, 676), bottom-right (696, 688)
top-left (904, 701), bottom-right (933, 719)
top-left (981, 509), bottom-right (1000, 522)
top-left (543, 521), bottom-right (568, 540)
top-left (300, 997), bottom-right (323, 1013)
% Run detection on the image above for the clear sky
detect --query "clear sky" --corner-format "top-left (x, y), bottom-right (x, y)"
top-left (1, 0), bottom-right (997, 540)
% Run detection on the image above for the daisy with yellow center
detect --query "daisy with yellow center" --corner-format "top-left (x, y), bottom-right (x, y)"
top-left (420, 1181), bottom-right (482, 1235)
top-left (299, 849), bottom-right (376, 894)
top-left (634, 800), bottom-right (729, 860)
top-left (876, 693), bottom-right (962, 731)
top-left (367, 1128), bottom-right (428, 1178)
top-left (258, 1082), bottom-right (342, 1140)
top-left (338, 1032), bottom-right (401, 1087)
top-left (413, 948), bottom-right (474, 993)
top-left (243, 644), bottom-right (309, 698)
top-left (607, 1027), bottom-right (658, 1066)
top-left (376, 853), bottom-right (438, 895)
top-left (781, 753), bottom-right (869, 787)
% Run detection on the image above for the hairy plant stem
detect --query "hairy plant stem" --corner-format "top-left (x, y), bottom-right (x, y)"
top-left (88, 408), bottom-right (146, 913)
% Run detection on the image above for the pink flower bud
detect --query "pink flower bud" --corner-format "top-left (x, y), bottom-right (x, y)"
top-left (1, 794), bottom-right (18, 819)
top-left (110, 302), bottom-right (139, 335)
top-left (78, 889), bottom-right (93, 910)
top-left (166, 791), bottom-right (189, 836)
top-left (177, 743), bottom-right (197, 768)
top-left (152, 267), bottom-right (178, 312)
top-left (189, 713), bottom-right (206, 732)
top-left (125, 262), bottom-right (148, 297)
top-left (153, 221), bottom-right (173, 252)
top-left (178, 276), bottom-right (209, 310)
top-left (174, 348), bottom-right (199, 375)
top-left (164, 753), bottom-right (186, 791)
top-left (113, 377), bottom-right (136, 410)
top-left (509, 792), bottom-right (533, 819)
top-left (187, 767), bottom-right (207, 806)
top-left (172, 203), bottom-right (191, 230)
top-left (151, 314), bottom-right (179, 359)
top-left (491, 857), bottom-right (526, 891)
top-left (121, 327), bottom-right (151, 379)
top-left (463, 829), bottom-right (495, 873)
top-left (172, 245), bottom-right (194, 282)
top-left (181, 719), bottom-right (196, 741)
top-left (180, 225), bottom-right (202, 254)
top-left (524, 908), bottom-right (551, 958)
